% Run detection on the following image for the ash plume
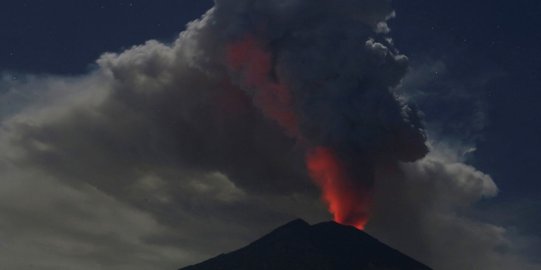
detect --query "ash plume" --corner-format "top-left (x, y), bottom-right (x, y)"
top-left (197, 0), bottom-right (429, 228)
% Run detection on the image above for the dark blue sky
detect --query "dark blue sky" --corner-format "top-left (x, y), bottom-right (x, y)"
top-left (392, 0), bottom-right (541, 236)
top-left (390, 0), bottom-right (541, 241)
top-left (0, 0), bottom-right (212, 74)
top-left (393, 0), bottom-right (541, 195)
top-left (1, 0), bottom-right (539, 241)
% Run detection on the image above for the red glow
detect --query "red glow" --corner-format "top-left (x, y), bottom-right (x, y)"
top-left (216, 79), bottom-right (252, 116)
top-left (226, 35), bottom-right (299, 137)
top-left (306, 147), bottom-right (372, 230)
top-left (226, 35), bottom-right (372, 229)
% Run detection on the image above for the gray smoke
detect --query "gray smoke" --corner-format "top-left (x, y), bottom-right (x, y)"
top-left (193, 0), bottom-right (428, 162)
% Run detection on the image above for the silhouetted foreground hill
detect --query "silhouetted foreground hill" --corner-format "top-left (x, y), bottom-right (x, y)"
top-left (180, 219), bottom-right (432, 270)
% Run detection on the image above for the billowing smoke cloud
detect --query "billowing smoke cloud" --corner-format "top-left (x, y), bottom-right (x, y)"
top-left (0, 0), bottom-right (538, 270)
top-left (201, 0), bottom-right (428, 228)
top-left (368, 144), bottom-right (540, 270)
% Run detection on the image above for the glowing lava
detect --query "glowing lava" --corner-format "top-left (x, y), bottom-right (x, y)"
top-left (306, 147), bottom-right (372, 230)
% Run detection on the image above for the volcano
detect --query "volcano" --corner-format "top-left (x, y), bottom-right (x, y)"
top-left (179, 219), bottom-right (432, 270)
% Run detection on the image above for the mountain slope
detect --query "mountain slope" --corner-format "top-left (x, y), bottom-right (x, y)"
top-left (180, 219), bottom-right (432, 270)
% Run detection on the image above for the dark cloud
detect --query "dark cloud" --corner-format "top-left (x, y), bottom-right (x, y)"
top-left (200, 0), bottom-right (428, 162)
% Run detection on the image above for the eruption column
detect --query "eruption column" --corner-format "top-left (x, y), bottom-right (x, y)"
top-left (226, 35), bottom-right (373, 230)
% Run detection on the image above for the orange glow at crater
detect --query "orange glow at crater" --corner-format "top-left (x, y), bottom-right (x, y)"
top-left (306, 147), bottom-right (372, 230)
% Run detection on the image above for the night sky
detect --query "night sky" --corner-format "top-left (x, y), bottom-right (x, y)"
top-left (0, 1), bottom-right (540, 269)
top-left (391, 0), bottom-right (541, 237)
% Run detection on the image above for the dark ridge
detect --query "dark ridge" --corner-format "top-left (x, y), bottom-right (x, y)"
top-left (179, 219), bottom-right (432, 270)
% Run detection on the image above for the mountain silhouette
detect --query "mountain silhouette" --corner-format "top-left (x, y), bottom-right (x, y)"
top-left (180, 219), bottom-right (432, 270)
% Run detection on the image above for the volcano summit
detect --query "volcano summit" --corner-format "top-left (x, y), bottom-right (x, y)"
top-left (180, 219), bottom-right (432, 270)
